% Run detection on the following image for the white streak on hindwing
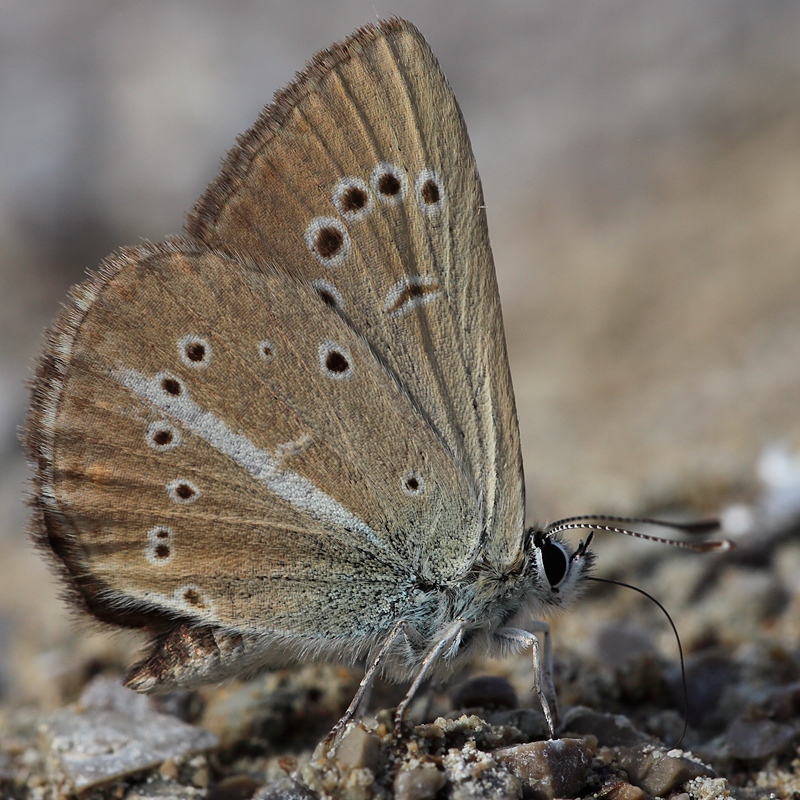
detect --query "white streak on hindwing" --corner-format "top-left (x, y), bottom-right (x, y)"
top-left (116, 368), bottom-right (386, 551)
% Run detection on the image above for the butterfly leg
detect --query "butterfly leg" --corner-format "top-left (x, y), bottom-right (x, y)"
top-left (496, 622), bottom-right (557, 738)
top-left (528, 619), bottom-right (558, 724)
top-left (393, 618), bottom-right (466, 733)
top-left (324, 618), bottom-right (409, 745)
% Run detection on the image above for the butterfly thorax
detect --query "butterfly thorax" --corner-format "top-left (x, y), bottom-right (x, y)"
top-left (380, 530), bottom-right (594, 680)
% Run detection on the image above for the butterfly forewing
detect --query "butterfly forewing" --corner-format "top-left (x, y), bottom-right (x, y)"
top-left (188, 19), bottom-right (525, 570)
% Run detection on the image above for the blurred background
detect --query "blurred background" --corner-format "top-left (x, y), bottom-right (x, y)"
top-left (1, 0), bottom-right (799, 714)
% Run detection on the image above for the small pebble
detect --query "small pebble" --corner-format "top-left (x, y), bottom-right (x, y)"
top-left (493, 737), bottom-right (591, 800)
top-left (683, 776), bottom-right (730, 800)
top-left (484, 708), bottom-right (550, 741)
top-left (764, 681), bottom-right (800, 720)
top-left (78, 675), bottom-right (154, 717)
top-left (159, 757), bottom-right (179, 780)
top-left (616, 744), bottom-right (713, 796)
top-left (415, 722), bottom-right (445, 740)
top-left (561, 706), bottom-right (650, 747)
top-left (678, 650), bottom-right (741, 733)
top-left (597, 776), bottom-right (647, 800)
top-left (192, 764), bottom-right (210, 788)
top-left (335, 725), bottom-right (381, 772)
top-left (393, 766), bottom-right (447, 800)
top-left (450, 676), bottom-right (519, 711)
top-left (39, 698), bottom-right (218, 793)
top-left (443, 741), bottom-right (519, 800)
top-left (723, 717), bottom-right (797, 760)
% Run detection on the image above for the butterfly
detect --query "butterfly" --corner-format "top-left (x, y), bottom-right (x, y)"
top-left (26, 18), bottom-right (603, 741)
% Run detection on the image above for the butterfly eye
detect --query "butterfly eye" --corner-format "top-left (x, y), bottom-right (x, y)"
top-left (533, 532), bottom-right (570, 589)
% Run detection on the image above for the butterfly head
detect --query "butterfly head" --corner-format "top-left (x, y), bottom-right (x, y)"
top-left (524, 527), bottom-right (596, 611)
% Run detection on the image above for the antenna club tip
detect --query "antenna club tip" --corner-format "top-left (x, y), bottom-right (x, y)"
top-left (704, 539), bottom-right (736, 552)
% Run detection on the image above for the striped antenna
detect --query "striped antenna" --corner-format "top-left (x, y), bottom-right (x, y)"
top-left (545, 515), bottom-right (733, 553)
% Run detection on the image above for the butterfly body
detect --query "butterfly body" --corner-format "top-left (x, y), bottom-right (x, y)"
top-left (26, 19), bottom-right (593, 723)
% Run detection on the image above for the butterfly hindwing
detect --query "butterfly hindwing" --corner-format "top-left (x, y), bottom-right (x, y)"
top-left (28, 242), bottom-right (480, 643)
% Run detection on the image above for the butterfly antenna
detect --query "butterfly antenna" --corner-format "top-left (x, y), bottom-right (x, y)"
top-left (550, 514), bottom-right (721, 535)
top-left (587, 576), bottom-right (690, 746)
top-left (545, 516), bottom-right (733, 553)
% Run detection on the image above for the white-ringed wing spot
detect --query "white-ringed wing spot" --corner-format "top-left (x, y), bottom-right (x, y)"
top-left (145, 525), bottom-right (174, 565)
top-left (318, 341), bottom-right (353, 380)
top-left (371, 162), bottom-right (407, 205)
top-left (153, 372), bottom-right (185, 400)
top-left (178, 335), bottom-right (212, 368)
top-left (258, 340), bottom-right (275, 361)
top-left (146, 422), bottom-right (182, 452)
top-left (175, 584), bottom-right (213, 616)
top-left (383, 276), bottom-right (443, 318)
top-left (305, 216), bottom-right (350, 267)
top-left (401, 471), bottom-right (426, 497)
top-left (332, 176), bottom-right (373, 221)
top-left (166, 479), bottom-right (199, 504)
top-left (415, 168), bottom-right (446, 214)
top-left (312, 279), bottom-right (345, 311)
top-left (134, 587), bottom-right (213, 622)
